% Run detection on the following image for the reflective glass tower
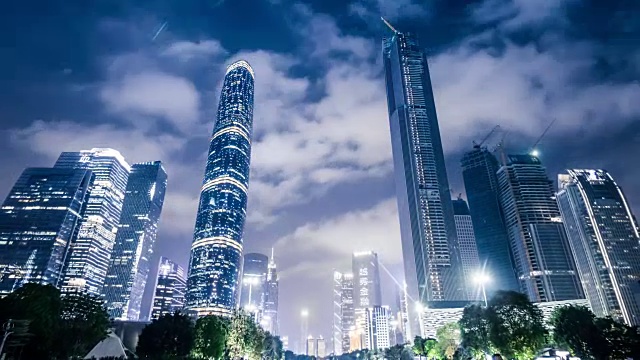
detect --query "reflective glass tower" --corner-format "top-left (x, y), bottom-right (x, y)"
top-left (461, 146), bottom-right (519, 293)
top-left (333, 271), bottom-right (355, 354)
top-left (55, 149), bottom-right (131, 296)
top-left (263, 250), bottom-right (279, 335)
top-left (557, 169), bottom-right (640, 325)
top-left (240, 253), bottom-right (268, 320)
top-left (496, 155), bottom-right (583, 302)
top-left (452, 198), bottom-right (481, 300)
top-left (0, 168), bottom-right (93, 294)
top-left (150, 257), bottom-right (187, 320)
top-left (383, 28), bottom-right (466, 335)
top-left (185, 60), bottom-right (255, 317)
top-left (103, 161), bottom-right (168, 320)
top-left (352, 251), bottom-right (382, 335)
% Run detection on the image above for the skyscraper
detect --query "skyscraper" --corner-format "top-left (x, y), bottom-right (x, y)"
top-left (150, 257), bottom-right (187, 320)
top-left (383, 27), bottom-right (466, 328)
top-left (461, 146), bottom-right (519, 293)
top-left (240, 253), bottom-right (268, 321)
top-left (497, 154), bottom-right (583, 302)
top-left (104, 162), bottom-right (168, 320)
top-left (263, 249), bottom-right (279, 335)
top-left (333, 271), bottom-right (356, 355)
top-left (557, 169), bottom-right (640, 325)
top-left (0, 168), bottom-right (93, 295)
top-left (185, 60), bottom-right (255, 317)
top-left (352, 251), bottom-right (382, 337)
top-left (56, 149), bottom-right (131, 296)
top-left (364, 306), bottom-right (391, 351)
top-left (452, 198), bottom-right (481, 300)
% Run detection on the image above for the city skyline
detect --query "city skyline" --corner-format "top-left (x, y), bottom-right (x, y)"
top-left (1, 0), bottom-right (640, 343)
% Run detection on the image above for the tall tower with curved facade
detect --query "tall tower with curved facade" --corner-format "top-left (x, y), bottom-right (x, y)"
top-left (185, 60), bottom-right (255, 317)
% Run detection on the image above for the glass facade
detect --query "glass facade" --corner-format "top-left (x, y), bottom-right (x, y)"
top-left (496, 155), bottom-right (583, 302)
top-left (461, 147), bottom-right (519, 293)
top-left (0, 168), bottom-right (93, 295)
top-left (103, 162), bottom-right (168, 320)
top-left (352, 251), bottom-right (382, 336)
top-left (239, 252), bottom-right (268, 321)
top-left (185, 60), bottom-right (255, 317)
top-left (557, 169), bottom-right (640, 325)
top-left (150, 256), bottom-right (186, 320)
top-left (452, 199), bottom-right (482, 300)
top-left (383, 30), bottom-right (466, 334)
top-left (364, 306), bottom-right (391, 351)
top-left (333, 271), bottom-right (356, 355)
top-left (55, 149), bottom-right (131, 296)
top-left (263, 250), bottom-right (279, 335)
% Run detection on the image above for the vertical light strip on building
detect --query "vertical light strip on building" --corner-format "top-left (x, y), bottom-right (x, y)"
top-left (185, 60), bottom-right (255, 317)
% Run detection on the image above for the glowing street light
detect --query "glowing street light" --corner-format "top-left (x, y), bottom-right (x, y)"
top-left (473, 273), bottom-right (491, 307)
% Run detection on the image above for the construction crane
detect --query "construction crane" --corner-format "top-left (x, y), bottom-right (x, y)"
top-left (529, 119), bottom-right (556, 157)
top-left (473, 125), bottom-right (501, 149)
top-left (381, 17), bottom-right (399, 34)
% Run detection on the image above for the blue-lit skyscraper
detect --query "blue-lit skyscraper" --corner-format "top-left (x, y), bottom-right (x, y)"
top-left (497, 154), bottom-right (583, 302)
top-left (461, 146), bottom-right (519, 293)
top-left (240, 253), bottom-right (268, 321)
top-left (383, 26), bottom-right (466, 336)
top-left (150, 257), bottom-right (187, 320)
top-left (185, 60), bottom-right (255, 317)
top-left (557, 169), bottom-right (640, 325)
top-left (452, 198), bottom-right (481, 300)
top-left (104, 161), bottom-right (167, 320)
top-left (0, 168), bottom-right (93, 294)
top-left (56, 148), bottom-right (131, 296)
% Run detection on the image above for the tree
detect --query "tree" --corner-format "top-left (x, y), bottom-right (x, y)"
top-left (0, 283), bottom-right (62, 359)
top-left (384, 344), bottom-right (405, 360)
top-left (413, 336), bottom-right (426, 359)
top-left (424, 338), bottom-right (440, 360)
top-left (137, 312), bottom-right (195, 360)
top-left (486, 291), bottom-right (546, 360)
top-left (55, 292), bottom-right (110, 359)
top-left (550, 305), bottom-right (607, 360)
top-left (459, 304), bottom-right (490, 359)
top-left (436, 323), bottom-right (460, 359)
top-left (226, 311), bottom-right (265, 360)
top-left (595, 317), bottom-right (635, 360)
top-left (263, 333), bottom-right (283, 360)
top-left (192, 315), bottom-right (230, 360)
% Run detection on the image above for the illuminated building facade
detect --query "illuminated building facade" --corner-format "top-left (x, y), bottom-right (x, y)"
top-left (150, 257), bottom-right (187, 319)
top-left (263, 250), bottom-right (279, 334)
top-left (0, 168), bottom-right (93, 294)
top-left (461, 146), bottom-right (519, 293)
top-left (104, 162), bottom-right (167, 320)
top-left (352, 251), bottom-right (382, 337)
top-left (185, 60), bottom-right (255, 317)
top-left (333, 271), bottom-right (356, 354)
top-left (452, 198), bottom-right (482, 300)
top-left (497, 154), bottom-right (583, 302)
top-left (56, 149), bottom-right (131, 296)
top-left (383, 28), bottom-right (466, 337)
top-left (364, 306), bottom-right (391, 351)
top-left (557, 169), bottom-right (640, 325)
top-left (240, 253), bottom-right (268, 321)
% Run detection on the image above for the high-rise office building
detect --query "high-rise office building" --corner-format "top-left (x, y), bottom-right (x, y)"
top-left (333, 271), bottom-right (356, 355)
top-left (306, 337), bottom-right (316, 357)
top-left (150, 257), bottom-right (187, 320)
top-left (364, 306), bottom-right (391, 351)
top-left (263, 249), bottom-right (279, 335)
top-left (557, 169), bottom-right (640, 325)
top-left (395, 284), bottom-right (409, 343)
top-left (0, 168), bottom-right (93, 295)
top-left (240, 253), bottom-right (268, 321)
top-left (56, 149), bottom-right (131, 296)
top-left (185, 60), bottom-right (255, 317)
top-left (461, 146), bottom-right (519, 293)
top-left (352, 251), bottom-right (382, 336)
top-left (497, 154), bottom-right (583, 302)
top-left (317, 337), bottom-right (327, 358)
top-left (104, 162), bottom-right (167, 320)
top-left (452, 198), bottom-right (482, 300)
top-left (383, 27), bottom-right (466, 336)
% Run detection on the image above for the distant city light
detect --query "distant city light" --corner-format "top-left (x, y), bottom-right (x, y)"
top-left (301, 309), bottom-right (309, 317)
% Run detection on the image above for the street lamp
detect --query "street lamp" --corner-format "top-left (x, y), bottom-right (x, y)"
top-left (473, 273), bottom-right (491, 307)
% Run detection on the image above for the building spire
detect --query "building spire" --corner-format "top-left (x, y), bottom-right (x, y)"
top-left (269, 247), bottom-right (276, 268)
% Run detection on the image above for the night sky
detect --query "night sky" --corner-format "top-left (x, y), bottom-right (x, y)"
top-left (1, 0), bottom-right (640, 348)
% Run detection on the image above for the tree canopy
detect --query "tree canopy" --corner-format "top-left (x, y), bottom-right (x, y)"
top-left (137, 312), bottom-right (195, 360)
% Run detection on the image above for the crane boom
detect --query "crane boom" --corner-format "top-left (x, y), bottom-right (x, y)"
top-left (530, 119), bottom-right (556, 152)
top-left (381, 17), bottom-right (399, 33)
top-left (473, 125), bottom-right (501, 148)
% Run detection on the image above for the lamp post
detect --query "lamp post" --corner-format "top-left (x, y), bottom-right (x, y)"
top-left (473, 273), bottom-right (491, 307)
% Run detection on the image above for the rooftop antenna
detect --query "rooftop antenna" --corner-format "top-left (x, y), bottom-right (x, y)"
top-left (381, 17), bottom-right (399, 34)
